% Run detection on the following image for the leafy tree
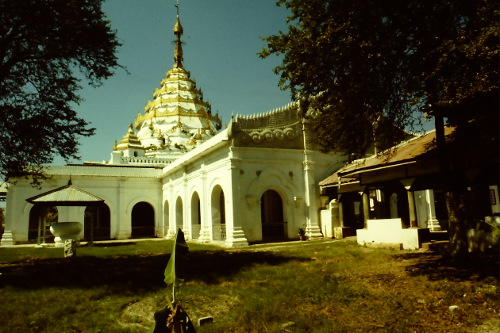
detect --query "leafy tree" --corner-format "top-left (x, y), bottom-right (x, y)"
top-left (261, 0), bottom-right (499, 255)
top-left (260, 0), bottom-right (498, 157)
top-left (0, 0), bottom-right (121, 184)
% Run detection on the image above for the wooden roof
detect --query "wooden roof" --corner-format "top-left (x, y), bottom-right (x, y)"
top-left (320, 127), bottom-right (455, 187)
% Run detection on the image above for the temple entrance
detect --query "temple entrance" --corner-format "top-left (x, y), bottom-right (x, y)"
top-left (131, 202), bottom-right (155, 238)
top-left (261, 190), bottom-right (286, 241)
top-left (84, 203), bottom-right (111, 241)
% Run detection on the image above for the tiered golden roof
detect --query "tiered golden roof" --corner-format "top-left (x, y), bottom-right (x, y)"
top-left (108, 6), bottom-right (225, 163)
top-left (133, 15), bottom-right (221, 133)
top-left (114, 124), bottom-right (145, 151)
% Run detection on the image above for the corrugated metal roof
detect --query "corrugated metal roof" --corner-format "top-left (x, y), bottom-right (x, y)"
top-left (46, 165), bottom-right (163, 178)
top-left (319, 127), bottom-right (455, 187)
top-left (26, 183), bottom-right (104, 205)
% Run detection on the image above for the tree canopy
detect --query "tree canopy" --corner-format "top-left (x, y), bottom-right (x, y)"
top-left (260, 0), bottom-right (499, 157)
top-left (0, 0), bottom-right (121, 184)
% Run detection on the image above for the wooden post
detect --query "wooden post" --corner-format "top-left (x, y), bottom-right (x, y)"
top-left (362, 191), bottom-right (370, 228)
top-left (407, 190), bottom-right (418, 227)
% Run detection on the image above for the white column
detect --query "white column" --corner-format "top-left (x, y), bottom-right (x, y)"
top-left (224, 151), bottom-right (248, 247)
top-left (198, 166), bottom-right (211, 243)
top-left (182, 172), bottom-right (190, 239)
top-left (302, 119), bottom-right (322, 238)
top-left (303, 154), bottom-right (322, 238)
top-left (166, 182), bottom-right (176, 239)
top-left (1, 185), bottom-right (15, 246)
top-left (115, 180), bottom-right (129, 239)
top-left (425, 190), bottom-right (442, 231)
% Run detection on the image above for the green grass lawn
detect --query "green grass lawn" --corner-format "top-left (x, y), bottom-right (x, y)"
top-left (0, 239), bottom-right (498, 332)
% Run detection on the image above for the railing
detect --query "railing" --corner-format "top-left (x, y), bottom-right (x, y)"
top-left (155, 226), bottom-right (169, 238)
top-left (163, 224), bottom-right (226, 241)
top-left (191, 224), bottom-right (201, 240)
top-left (212, 224), bottom-right (226, 241)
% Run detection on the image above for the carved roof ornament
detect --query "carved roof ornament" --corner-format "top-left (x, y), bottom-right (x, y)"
top-left (230, 102), bottom-right (303, 148)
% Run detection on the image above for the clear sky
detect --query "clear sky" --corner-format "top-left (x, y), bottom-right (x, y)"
top-left (60, 0), bottom-right (292, 164)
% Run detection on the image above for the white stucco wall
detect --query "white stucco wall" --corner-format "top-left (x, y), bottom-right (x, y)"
top-left (3, 166), bottom-right (162, 243)
top-left (2, 126), bottom-right (346, 246)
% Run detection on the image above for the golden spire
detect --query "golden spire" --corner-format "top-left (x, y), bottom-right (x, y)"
top-left (173, 0), bottom-right (183, 68)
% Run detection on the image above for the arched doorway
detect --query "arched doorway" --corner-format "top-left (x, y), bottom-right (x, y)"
top-left (131, 202), bottom-right (155, 238)
top-left (261, 189), bottom-right (286, 241)
top-left (211, 185), bottom-right (226, 240)
top-left (28, 205), bottom-right (58, 243)
top-left (175, 197), bottom-right (183, 230)
top-left (191, 192), bottom-right (201, 239)
top-left (84, 203), bottom-right (111, 241)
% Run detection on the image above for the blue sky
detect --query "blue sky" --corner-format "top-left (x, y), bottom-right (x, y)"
top-left (61, 0), bottom-right (292, 163)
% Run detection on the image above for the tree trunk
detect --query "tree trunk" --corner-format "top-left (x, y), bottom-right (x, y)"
top-left (445, 189), bottom-right (469, 258)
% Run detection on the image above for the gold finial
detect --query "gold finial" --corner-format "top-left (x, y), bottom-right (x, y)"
top-left (173, 0), bottom-right (183, 67)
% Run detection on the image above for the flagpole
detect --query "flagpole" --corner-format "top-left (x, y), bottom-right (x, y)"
top-left (171, 245), bottom-right (176, 304)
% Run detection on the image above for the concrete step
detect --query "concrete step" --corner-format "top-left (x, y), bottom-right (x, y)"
top-left (422, 240), bottom-right (449, 252)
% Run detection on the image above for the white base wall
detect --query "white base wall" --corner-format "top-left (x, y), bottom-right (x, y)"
top-left (357, 218), bottom-right (430, 250)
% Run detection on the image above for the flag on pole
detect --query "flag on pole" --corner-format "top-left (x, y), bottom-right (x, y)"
top-left (164, 228), bottom-right (189, 288)
top-left (149, 228), bottom-right (193, 333)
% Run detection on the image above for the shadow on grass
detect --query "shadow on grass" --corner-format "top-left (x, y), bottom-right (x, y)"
top-left (394, 250), bottom-right (499, 283)
top-left (86, 242), bottom-right (137, 247)
top-left (0, 250), bottom-right (301, 292)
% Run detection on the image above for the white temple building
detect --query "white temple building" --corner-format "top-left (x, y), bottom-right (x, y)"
top-left (5, 10), bottom-right (483, 250)
top-left (1, 13), bottom-right (346, 247)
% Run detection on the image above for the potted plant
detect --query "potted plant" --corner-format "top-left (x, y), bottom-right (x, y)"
top-left (298, 228), bottom-right (308, 241)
